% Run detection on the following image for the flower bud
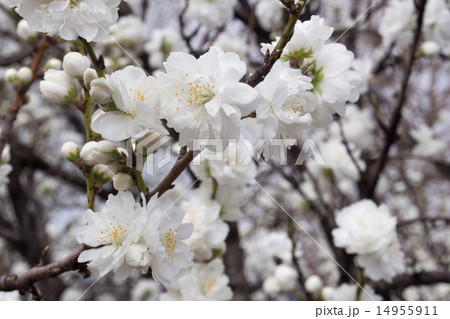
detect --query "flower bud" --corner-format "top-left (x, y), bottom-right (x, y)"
top-left (16, 67), bottom-right (32, 85)
top-left (63, 52), bottom-right (90, 78)
top-left (44, 58), bottom-right (62, 71)
top-left (17, 19), bottom-right (38, 43)
top-left (321, 286), bottom-right (334, 300)
top-left (61, 141), bottom-right (80, 162)
top-left (90, 78), bottom-right (113, 104)
top-left (83, 68), bottom-right (98, 87)
top-left (419, 41), bottom-right (440, 57)
top-left (273, 264), bottom-right (298, 291)
top-left (262, 276), bottom-right (280, 297)
top-left (39, 69), bottom-right (77, 104)
top-left (305, 275), bottom-right (323, 294)
top-left (112, 173), bottom-right (133, 191)
top-left (4, 68), bottom-right (17, 83)
top-left (92, 164), bottom-right (115, 184)
top-left (80, 140), bottom-right (120, 166)
top-left (126, 243), bottom-right (151, 268)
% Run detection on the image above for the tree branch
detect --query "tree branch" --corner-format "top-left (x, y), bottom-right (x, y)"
top-left (246, 0), bottom-right (308, 88)
top-left (374, 271), bottom-right (450, 298)
top-left (146, 146), bottom-right (195, 200)
top-left (0, 35), bottom-right (49, 157)
top-left (0, 245), bottom-right (90, 294)
top-left (364, 0), bottom-right (428, 199)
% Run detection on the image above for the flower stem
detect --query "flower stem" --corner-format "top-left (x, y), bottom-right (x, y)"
top-left (83, 89), bottom-right (95, 210)
top-left (77, 37), bottom-right (105, 78)
top-left (355, 268), bottom-right (365, 301)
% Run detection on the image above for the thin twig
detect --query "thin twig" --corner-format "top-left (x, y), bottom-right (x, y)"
top-left (364, 0), bottom-right (428, 199)
top-left (146, 146), bottom-right (195, 200)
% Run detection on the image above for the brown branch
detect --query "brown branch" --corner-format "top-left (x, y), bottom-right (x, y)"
top-left (287, 220), bottom-right (313, 300)
top-left (0, 245), bottom-right (90, 294)
top-left (338, 118), bottom-right (363, 178)
top-left (397, 216), bottom-right (450, 228)
top-left (0, 35), bottom-right (49, 157)
top-left (224, 221), bottom-right (250, 300)
top-left (374, 271), bottom-right (450, 298)
top-left (364, 0), bottom-right (428, 199)
top-left (246, 0), bottom-right (308, 88)
top-left (146, 146), bottom-right (195, 200)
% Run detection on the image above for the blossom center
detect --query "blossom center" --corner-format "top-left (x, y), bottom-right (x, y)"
top-left (97, 218), bottom-right (129, 245)
top-left (163, 228), bottom-right (178, 260)
top-left (174, 74), bottom-right (215, 109)
top-left (282, 94), bottom-right (305, 120)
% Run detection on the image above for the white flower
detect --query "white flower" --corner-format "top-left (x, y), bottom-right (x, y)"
top-left (76, 191), bottom-right (194, 284)
top-left (39, 69), bottom-right (77, 104)
top-left (181, 188), bottom-right (229, 261)
top-left (89, 78), bottom-right (113, 104)
top-left (91, 66), bottom-right (166, 142)
top-left (356, 237), bottom-right (405, 283)
top-left (378, 0), bottom-right (416, 47)
top-left (273, 264), bottom-right (298, 291)
top-left (341, 104), bottom-right (376, 151)
top-left (215, 184), bottom-right (249, 221)
top-left (261, 16), bottom-right (360, 127)
top-left (63, 52), bottom-right (90, 79)
top-left (251, 61), bottom-right (317, 160)
top-left (352, 57), bottom-right (373, 94)
top-left (76, 191), bottom-right (151, 279)
top-left (213, 33), bottom-right (248, 61)
top-left (327, 283), bottom-right (382, 301)
top-left (185, 0), bottom-right (237, 28)
top-left (157, 46), bottom-right (258, 150)
top-left (10, 0), bottom-right (122, 42)
top-left (304, 275), bottom-right (323, 293)
top-left (80, 140), bottom-right (119, 166)
top-left (255, 0), bottom-right (285, 32)
top-left (243, 229), bottom-right (293, 281)
top-left (332, 200), bottom-right (397, 255)
top-left (311, 43), bottom-right (361, 123)
top-left (112, 173), bottom-right (133, 191)
top-left (107, 15), bottom-right (147, 51)
top-left (410, 124), bottom-right (445, 158)
top-left (161, 259), bottom-right (233, 301)
top-left (144, 28), bottom-right (188, 69)
top-left (319, 138), bottom-right (364, 181)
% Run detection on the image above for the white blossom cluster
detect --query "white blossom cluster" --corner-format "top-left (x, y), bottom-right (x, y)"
top-left (378, 0), bottom-right (450, 56)
top-left (332, 199), bottom-right (405, 283)
top-left (1, 0), bottom-right (448, 302)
